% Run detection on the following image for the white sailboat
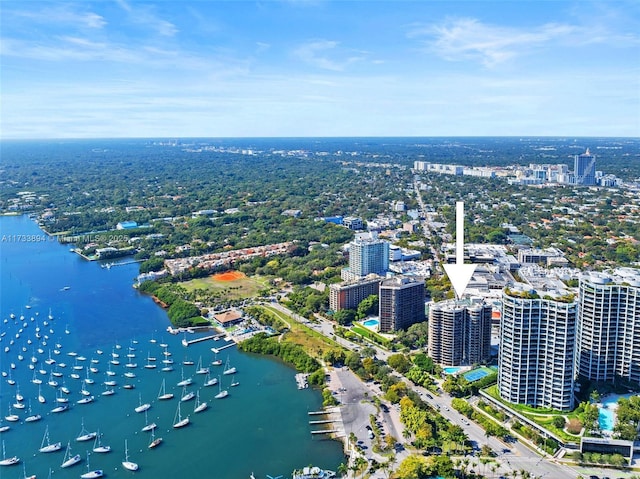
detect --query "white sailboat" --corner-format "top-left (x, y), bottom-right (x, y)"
top-left (203, 370), bottom-right (218, 387)
top-left (134, 393), bottom-right (151, 413)
top-left (39, 425), bottom-right (62, 453)
top-left (172, 402), bottom-right (190, 428)
top-left (141, 409), bottom-right (156, 432)
top-left (230, 374), bottom-right (240, 387)
top-left (176, 368), bottom-right (192, 387)
top-left (79, 451), bottom-right (103, 478)
top-left (76, 418), bottom-right (97, 442)
top-left (92, 430), bottom-right (111, 453)
top-left (180, 385), bottom-right (195, 402)
top-left (122, 439), bottom-right (139, 471)
top-left (60, 441), bottom-right (82, 468)
top-left (193, 390), bottom-right (208, 413)
top-left (148, 428), bottom-right (162, 449)
top-left (24, 401), bottom-right (42, 422)
top-left (222, 356), bottom-right (236, 375)
top-left (214, 376), bottom-right (229, 399)
top-left (211, 350), bottom-right (223, 366)
top-left (37, 384), bottom-right (46, 403)
top-left (195, 356), bottom-right (209, 375)
top-left (0, 440), bottom-right (19, 466)
top-left (157, 378), bottom-right (174, 400)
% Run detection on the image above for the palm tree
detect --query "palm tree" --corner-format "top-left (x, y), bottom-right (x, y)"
top-left (337, 463), bottom-right (349, 478)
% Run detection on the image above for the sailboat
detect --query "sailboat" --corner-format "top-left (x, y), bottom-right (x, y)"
top-left (180, 385), bottom-right (195, 402)
top-left (37, 384), bottom-right (46, 403)
top-left (141, 409), bottom-right (156, 432)
top-left (76, 418), bottom-right (97, 442)
top-left (148, 428), bottom-right (162, 449)
top-left (157, 378), bottom-right (174, 400)
top-left (134, 393), bottom-right (151, 413)
top-left (211, 350), bottom-right (223, 366)
top-left (4, 405), bottom-right (19, 422)
top-left (172, 402), bottom-right (190, 428)
top-left (24, 401), bottom-right (42, 422)
top-left (60, 441), bottom-right (82, 468)
top-left (80, 451), bottom-right (103, 478)
top-left (122, 439), bottom-right (139, 471)
top-left (92, 430), bottom-right (111, 453)
top-left (203, 370), bottom-right (218, 387)
top-left (193, 390), bottom-right (208, 413)
top-left (195, 356), bottom-right (209, 375)
top-left (176, 368), bottom-right (192, 387)
top-left (230, 374), bottom-right (240, 387)
top-left (39, 425), bottom-right (62, 453)
top-left (214, 376), bottom-right (229, 399)
top-left (144, 352), bottom-right (156, 369)
top-left (222, 356), bottom-right (236, 375)
top-left (0, 440), bottom-right (19, 466)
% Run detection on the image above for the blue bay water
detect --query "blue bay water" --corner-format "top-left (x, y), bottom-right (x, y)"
top-left (0, 215), bottom-right (344, 478)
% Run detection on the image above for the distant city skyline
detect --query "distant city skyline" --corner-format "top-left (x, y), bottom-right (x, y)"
top-left (1, 1), bottom-right (639, 139)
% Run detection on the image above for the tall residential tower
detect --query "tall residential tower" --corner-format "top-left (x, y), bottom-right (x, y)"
top-left (576, 269), bottom-right (640, 385)
top-left (428, 299), bottom-right (492, 366)
top-left (498, 284), bottom-right (577, 411)
top-left (379, 276), bottom-right (425, 332)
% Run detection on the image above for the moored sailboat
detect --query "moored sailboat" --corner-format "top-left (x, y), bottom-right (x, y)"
top-left (172, 401), bottom-right (189, 428)
top-left (60, 441), bottom-right (82, 468)
top-left (121, 439), bottom-right (139, 471)
top-left (193, 390), bottom-right (208, 413)
top-left (157, 378), bottom-right (174, 400)
top-left (39, 425), bottom-right (62, 453)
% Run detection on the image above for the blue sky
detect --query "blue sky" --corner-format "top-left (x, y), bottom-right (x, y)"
top-left (1, 1), bottom-right (639, 138)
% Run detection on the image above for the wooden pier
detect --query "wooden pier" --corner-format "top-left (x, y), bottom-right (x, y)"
top-left (309, 419), bottom-right (338, 425)
top-left (182, 332), bottom-right (227, 347)
top-left (311, 429), bottom-right (339, 435)
top-left (210, 342), bottom-right (236, 353)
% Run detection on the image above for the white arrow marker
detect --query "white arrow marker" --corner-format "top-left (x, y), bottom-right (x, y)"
top-left (443, 201), bottom-right (477, 300)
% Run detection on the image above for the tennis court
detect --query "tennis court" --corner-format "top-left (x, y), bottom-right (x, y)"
top-left (464, 366), bottom-right (494, 382)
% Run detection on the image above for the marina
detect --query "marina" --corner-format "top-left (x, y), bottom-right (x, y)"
top-left (0, 215), bottom-right (344, 477)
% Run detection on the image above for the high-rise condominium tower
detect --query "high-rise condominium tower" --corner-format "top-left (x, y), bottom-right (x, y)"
top-left (379, 276), bottom-right (425, 332)
top-left (428, 299), bottom-right (492, 366)
top-left (498, 285), bottom-right (577, 411)
top-left (348, 236), bottom-right (389, 278)
top-left (573, 148), bottom-right (596, 186)
top-left (576, 269), bottom-right (640, 384)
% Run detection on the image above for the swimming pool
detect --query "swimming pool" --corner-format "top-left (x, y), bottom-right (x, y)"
top-left (362, 319), bottom-right (379, 328)
top-left (443, 367), bottom-right (461, 374)
top-left (598, 393), bottom-right (635, 432)
top-left (598, 406), bottom-right (615, 432)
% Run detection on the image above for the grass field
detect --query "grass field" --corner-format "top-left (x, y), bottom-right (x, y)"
top-left (180, 272), bottom-right (269, 301)
top-left (258, 304), bottom-right (344, 360)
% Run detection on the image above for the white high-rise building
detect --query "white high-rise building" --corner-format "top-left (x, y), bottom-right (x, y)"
top-left (576, 269), bottom-right (640, 384)
top-left (498, 284), bottom-right (577, 411)
top-left (346, 236), bottom-right (389, 279)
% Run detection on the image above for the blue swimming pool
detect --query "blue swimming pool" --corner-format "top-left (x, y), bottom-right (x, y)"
top-left (444, 367), bottom-right (461, 374)
top-left (362, 319), bottom-right (379, 328)
top-left (598, 407), bottom-right (615, 432)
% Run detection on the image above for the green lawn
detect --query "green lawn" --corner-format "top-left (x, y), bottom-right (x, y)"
top-left (180, 274), bottom-right (268, 301)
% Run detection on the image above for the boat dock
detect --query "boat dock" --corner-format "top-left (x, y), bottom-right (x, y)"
top-left (210, 342), bottom-right (236, 354)
top-left (307, 407), bottom-right (340, 416)
top-left (309, 419), bottom-right (338, 425)
top-left (182, 333), bottom-right (227, 347)
top-left (310, 429), bottom-right (339, 435)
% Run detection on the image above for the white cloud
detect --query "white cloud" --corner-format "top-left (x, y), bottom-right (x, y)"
top-left (293, 39), bottom-right (365, 71)
top-left (5, 6), bottom-right (107, 29)
top-left (410, 17), bottom-right (576, 67)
